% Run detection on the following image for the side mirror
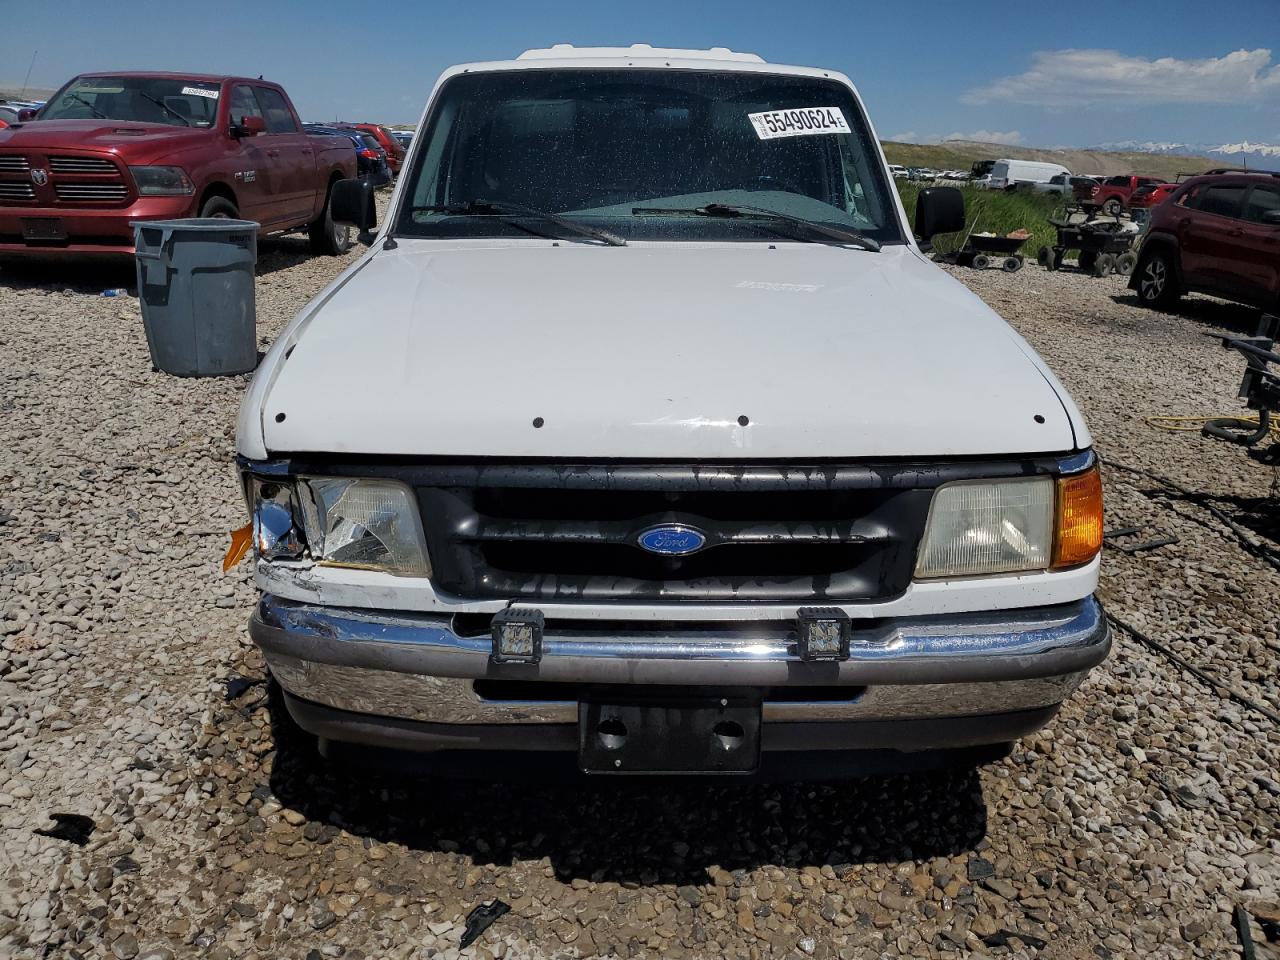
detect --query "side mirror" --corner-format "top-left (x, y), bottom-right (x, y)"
top-left (1262, 210), bottom-right (1280, 226)
top-left (914, 186), bottom-right (966, 246)
top-left (17, 108), bottom-right (38, 122)
top-left (234, 115), bottom-right (266, 137)
top-left (331, 178), bottom-right (377, 234)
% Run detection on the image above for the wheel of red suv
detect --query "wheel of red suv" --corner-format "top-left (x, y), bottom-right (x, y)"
top-left (1135, 248), bottom-right (1181, 309)
top-left (199, 196), bottom-right (239, 219)
top-left (309, 182), bottom-right (353, 256)
top-left (1102, 198), bottom-right (1122, 217)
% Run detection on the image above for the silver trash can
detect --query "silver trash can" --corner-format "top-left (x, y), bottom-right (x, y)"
top-left (131, 218), bottom-right (259, 376)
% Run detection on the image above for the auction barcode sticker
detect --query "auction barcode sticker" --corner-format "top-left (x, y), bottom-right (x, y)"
top-left (748, 107), bottom-right (850, 140)
top-left (181, 86), bottom-right (220, 100)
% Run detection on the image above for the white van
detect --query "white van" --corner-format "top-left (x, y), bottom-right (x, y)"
top-left (887, 163), bottom-right (908, 178)
top-left (979, 158), bottom-right (1070, 190)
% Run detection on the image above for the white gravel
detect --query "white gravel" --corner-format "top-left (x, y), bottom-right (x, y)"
top-left (0, 243), bottom-right (1277, 960)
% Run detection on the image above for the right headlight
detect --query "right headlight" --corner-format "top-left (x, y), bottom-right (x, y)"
top-left (129, 165), bottom-right (194, 196)
top-left (915, 467), bottom-right (1103, 579)
top-left (296, 477), bottom-right (431, 577)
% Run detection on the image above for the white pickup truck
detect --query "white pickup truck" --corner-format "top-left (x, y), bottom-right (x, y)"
top-left (236, 45), bottom-right (1108, 777)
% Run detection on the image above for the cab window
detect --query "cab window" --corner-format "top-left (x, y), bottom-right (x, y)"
top-left (229, 85), bottom-right (263, 126)
top-left (255, 87), bottom-right (298, 134)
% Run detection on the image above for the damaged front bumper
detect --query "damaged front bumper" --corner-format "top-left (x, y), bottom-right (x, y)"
top-left (250, 594), bottom-right (1110, 762)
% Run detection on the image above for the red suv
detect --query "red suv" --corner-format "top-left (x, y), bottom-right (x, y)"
top-left (342, 123), bottom-right (406, 174)
top-left (1076, 175), bottom-right (1165, 216)
top-left (1130, 170), bottom-right (1280, 312)
top-left (1128, 182), bottom-right (1177, 211)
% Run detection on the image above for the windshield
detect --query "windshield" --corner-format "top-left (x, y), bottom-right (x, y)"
top-left (40, 76), bottom-right (221, 127)
top-left (395, 68), bottom-right (903, 244)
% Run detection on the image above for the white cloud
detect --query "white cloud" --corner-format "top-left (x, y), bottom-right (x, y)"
top-left (963, 48), bottom-right (1280, 107)
top-left (887, 130), bottom-right (1023, 146)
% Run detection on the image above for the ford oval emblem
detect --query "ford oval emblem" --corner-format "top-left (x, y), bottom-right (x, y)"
top-left (637, 524), bottom-right (706, 556)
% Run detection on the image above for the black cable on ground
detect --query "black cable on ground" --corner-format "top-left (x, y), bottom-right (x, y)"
top-left (1100, 458), bottom-right (1280, 574)
top-left (1109, 614), bottom-right (1280, 727)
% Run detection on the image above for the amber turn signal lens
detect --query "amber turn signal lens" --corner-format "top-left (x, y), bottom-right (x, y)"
top-left (223, 523), bottom-right (252, 573)
top-left (1053, 467), bottom-right (1103, 568)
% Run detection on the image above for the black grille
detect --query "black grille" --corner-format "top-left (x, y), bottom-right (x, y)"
top-left (278, 457), bottom-right (1069, 605)
top-left (422, 483), bottom-right (930, 601)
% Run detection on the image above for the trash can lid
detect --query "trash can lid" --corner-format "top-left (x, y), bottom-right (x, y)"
top-left (129, 218), bottom-right (260, 232)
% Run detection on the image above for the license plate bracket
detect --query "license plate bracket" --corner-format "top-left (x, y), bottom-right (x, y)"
top-left (21, 218), bottom-right (68, 242)
top-left (579, 696), bottom-right (761, 775)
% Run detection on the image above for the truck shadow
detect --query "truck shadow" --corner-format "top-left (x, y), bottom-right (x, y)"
top-left (0, 236), bottom-right (335, 293)
top-left (1109, 291), bottom-right (1266, 336)
top-left (265, 683), bottom-right (991, 884)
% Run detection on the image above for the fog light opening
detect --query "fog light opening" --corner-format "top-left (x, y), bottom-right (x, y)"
top-left (597, 718), bottom-right (628, 750)
top-left (713, 720), bottom-right (745, 751)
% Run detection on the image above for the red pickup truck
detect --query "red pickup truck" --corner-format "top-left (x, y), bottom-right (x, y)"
top-left (0, 72), bottom-right (357, 256)
top-left (1074, 175), bottom-right (1165, 216)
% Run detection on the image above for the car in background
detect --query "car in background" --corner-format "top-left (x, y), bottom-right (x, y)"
top-left (887, 163), bottom-right (908, 178)
top-left (1077, 175), bottom-right (1164, 216)
top-left (0, 99), bottom-right (42, 128)
top-left (1131, 169), bottom-right (1280, 312)
top-left (1127, 182), bottom-right (1177, 211)
top-left (976, 159), bottom-right (1070, 190)
top-left (0, 73), bottom-right (356, 256)
top-left (305, 124), bottom-right (392, 187)
top-left (1035, 174), bottom-right (1099, 196)
top-left (390, 130), bottom-right (414, 150)
top-left (339, 122), bottom-right (406, 174)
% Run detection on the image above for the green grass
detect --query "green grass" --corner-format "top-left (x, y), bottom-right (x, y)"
top-left (896, 183), bottom-right (1062, 257)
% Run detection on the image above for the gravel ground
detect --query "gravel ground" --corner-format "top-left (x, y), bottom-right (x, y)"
top-left (0, 240), bottom-right (1277, 960)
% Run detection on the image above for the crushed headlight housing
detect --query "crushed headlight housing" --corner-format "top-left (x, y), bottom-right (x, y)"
top-left (297, 477), bottom-right (430, 577)
top-left (915, 477), bottom-right (1054, 579)
top-left (129, 165), bottom-right (195, 195)
top-left (249, 478), bottom-right (305, 562)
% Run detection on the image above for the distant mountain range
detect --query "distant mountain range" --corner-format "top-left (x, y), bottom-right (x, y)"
top-left (1094, 140), bottom-right (1280, 169)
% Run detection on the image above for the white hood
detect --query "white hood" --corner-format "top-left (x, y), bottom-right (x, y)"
top-left (244, 241), bottom-right (1083, 460)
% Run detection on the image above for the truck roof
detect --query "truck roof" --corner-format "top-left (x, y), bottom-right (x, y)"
top-left (66, 71), bottom-right (279, 86)
top-left (517, 44), bottom-right (764, 62)
top-left (449, 44), bottom-right (842, 82)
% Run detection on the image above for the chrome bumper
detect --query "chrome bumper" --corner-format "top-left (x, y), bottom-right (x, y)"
top-left (251, 595), bottom-right (1110, 727)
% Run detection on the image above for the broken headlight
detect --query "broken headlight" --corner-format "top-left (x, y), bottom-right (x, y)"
top-left (249, 478), bottom-right (305, 562)
top-left (297, 478), bottom-right (431, 577)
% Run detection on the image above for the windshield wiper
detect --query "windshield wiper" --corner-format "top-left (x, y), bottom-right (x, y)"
top-left (66, 92), bottom-right (108, 119)
top-left (137, 92), bottom-right (190, 126)
top-left (411, 199), bottom-right (626, 246)
top-left (632, 203), bottom-right (880, 252)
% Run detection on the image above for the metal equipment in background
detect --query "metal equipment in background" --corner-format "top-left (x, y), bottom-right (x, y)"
top-left (1205, 313), bottom-right (1280, 466)
top-left (1038, 204), bottom-right (1140, 278)
top-left (952, 232), bottom-right (1028, 272)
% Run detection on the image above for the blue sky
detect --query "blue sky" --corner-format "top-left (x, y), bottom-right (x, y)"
top-left (5, 0), bottom-right (1279, 148)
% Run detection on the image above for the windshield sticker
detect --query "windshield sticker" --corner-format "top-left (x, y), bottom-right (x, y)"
top-left (181, 86), bottom-right (220, 100)
top-left (748, 108), bottom-right (850, 141)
